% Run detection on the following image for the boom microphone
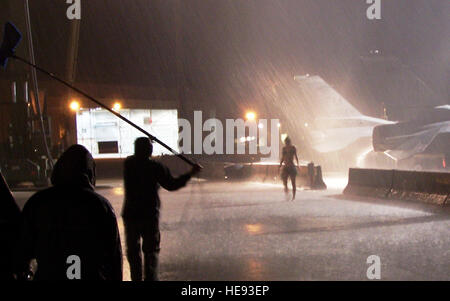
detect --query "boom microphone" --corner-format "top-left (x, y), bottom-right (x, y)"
top-left (0, 22), bottom-right (198, 168)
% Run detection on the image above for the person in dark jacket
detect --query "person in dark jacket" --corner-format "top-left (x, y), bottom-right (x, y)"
top-left (16, 145), bottom-right (122, 280)
top-left (0, 171), bottom-right (21, 280)
top-left (122, 137), bottom-right (200, 281)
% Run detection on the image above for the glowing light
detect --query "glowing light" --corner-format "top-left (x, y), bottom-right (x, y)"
top-left (112, 187), bottom-right (124, 196)
top-left (323, 176), bottom-right (348, 190)
top-left (304, 122), bottom-right (309, 127)
top-left (277, 123), bottom-right (281, 128)
top-left (245, 111), bottom-right (256, 121)
top-left (258, 123), bottom-right (264, 129)
top-left (113, 102), bottom-right (122, 111)
top-left (281, 133), bottom-right (288, 142)
top-left (246, 258), bottom-right (264, 278)
top-left (294, 74), bottom-right (310, 81)
top-left (69, 100), bottom-right (80, 112)
top-left (356, 148), bottom-right (373, 168)
top-left (245, 224), bottom-right (263, 234)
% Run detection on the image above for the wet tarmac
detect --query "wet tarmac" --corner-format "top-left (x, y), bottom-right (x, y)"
top-left (12, 178), bottom-right (450, 280)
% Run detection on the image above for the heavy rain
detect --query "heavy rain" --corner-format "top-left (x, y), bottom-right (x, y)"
top-left (0, 0), bottom-right (449, 284)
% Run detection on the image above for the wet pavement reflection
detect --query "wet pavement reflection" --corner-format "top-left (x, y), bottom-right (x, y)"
top-left (12, 179), bottom-right (450, 280)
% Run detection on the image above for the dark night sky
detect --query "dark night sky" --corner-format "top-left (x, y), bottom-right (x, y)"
top-left (1, 0), bottom-right (449, 112)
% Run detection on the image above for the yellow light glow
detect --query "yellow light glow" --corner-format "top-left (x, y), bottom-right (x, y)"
top-left (69, 100), bottom-right (80, 112)
top-left (113, 102), bottom-right (122, 111)
top-left (245, 111), bottom-right (256, 121)
top-left (245, 224), bottom-right (263, 234)
top-left (112, 187), bottom-right (124, 196)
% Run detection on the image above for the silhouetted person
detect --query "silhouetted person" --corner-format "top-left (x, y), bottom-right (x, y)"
top-left (279, 137), bottom-right (299, 200)
top-left (16, 145), bottom-right (122, 280)
top-left (122, 137), bottom-right (200, 281)
top-left (0, 171), bottom-right (21, 280)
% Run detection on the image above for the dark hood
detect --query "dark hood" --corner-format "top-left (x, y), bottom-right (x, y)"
top-left (51, 145), bottom-right (96, 189)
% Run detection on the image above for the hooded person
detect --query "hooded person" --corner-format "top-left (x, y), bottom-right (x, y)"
top-left (0, 171), bottom-right (21, 280)
top-left (16, 144), bottom-right (122, 280)
top-left (122, 137), bottom-right (200, 281)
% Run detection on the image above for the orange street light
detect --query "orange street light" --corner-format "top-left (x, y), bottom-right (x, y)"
top-left (69, 100), bottom-right (80, 112)
top-left (113, 102), bottom-right (122, 111)
top-left (245, 111), bottom-right (256, 121)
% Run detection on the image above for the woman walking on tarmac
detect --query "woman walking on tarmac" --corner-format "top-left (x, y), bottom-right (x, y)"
top-left (279, 137), bottom-right (300, 201)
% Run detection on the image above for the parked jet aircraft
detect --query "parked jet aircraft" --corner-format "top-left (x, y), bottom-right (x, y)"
top-left (273, 75), bottom-right (392, 170)
top-left (371, 105), bottom-right (450, 171)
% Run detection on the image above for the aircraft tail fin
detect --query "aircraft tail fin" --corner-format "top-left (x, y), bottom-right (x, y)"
top-left (293, 75), bottom-right (362, 119)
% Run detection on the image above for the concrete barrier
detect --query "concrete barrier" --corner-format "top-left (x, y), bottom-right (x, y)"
top-left (95, 156), bottom-right (227, 180)
top-left (250, 164), bottom-right (279, 183)
top-left (312, 166), bottom-right (327, 190)
top-left (158, 155), bottom-right (226, 179)
top-left (344, 168), bottom-right (450, 206)
top-left (390, 170), bottom-right (450, 206)
top-left (94, 155), bottom-right (327, 189)
top-left (343, 168), bottom-right (394, 199)
top-left (95, 158), bottom-right (124, 178)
